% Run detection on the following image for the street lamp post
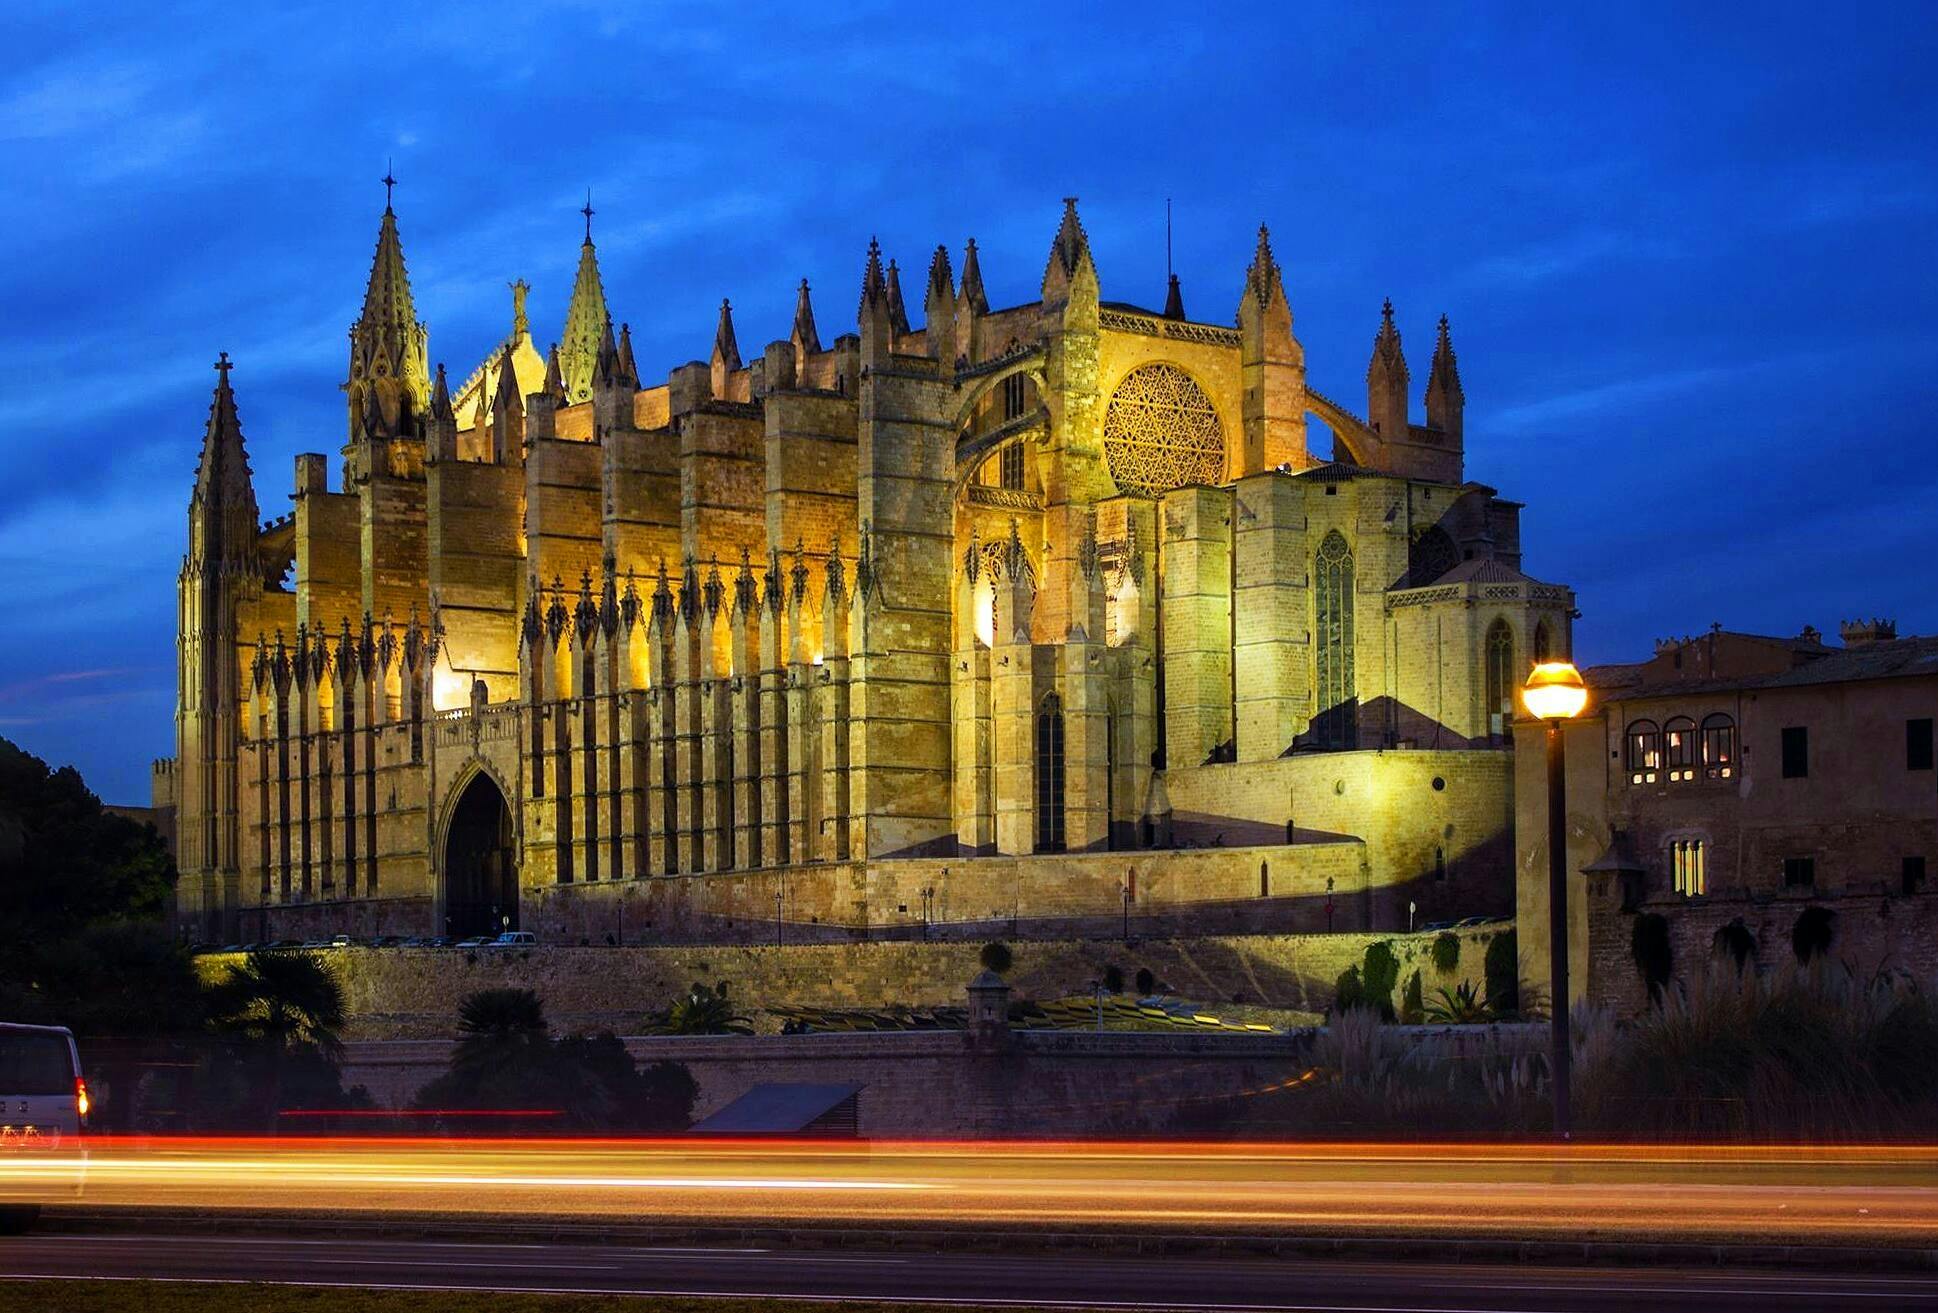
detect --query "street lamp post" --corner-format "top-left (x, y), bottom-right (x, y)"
top-left (1522, 660), bottom-right (1588, 1140)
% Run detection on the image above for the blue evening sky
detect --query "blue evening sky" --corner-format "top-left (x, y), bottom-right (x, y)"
top-left (1, 3), bottom-right (1932, 803)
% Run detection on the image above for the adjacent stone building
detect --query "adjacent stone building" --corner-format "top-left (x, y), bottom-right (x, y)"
top-left (166, 191), bottom-right (1572, 944)
top-left (1516, 622), bottom-right (1938, 1014)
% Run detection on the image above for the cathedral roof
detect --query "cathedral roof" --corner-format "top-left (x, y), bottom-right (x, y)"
top-left (1427, 557), bottom-right (1534, 586)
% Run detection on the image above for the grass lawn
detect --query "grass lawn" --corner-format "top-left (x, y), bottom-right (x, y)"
top-left (0, 1283), bottom-right (971, 1313)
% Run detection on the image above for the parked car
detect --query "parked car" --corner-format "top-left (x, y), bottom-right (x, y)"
top-left (265, 939), bottom-right (302, 950)
top-left (370, 935), bottom-right (404, 948)
top-left (454, 936), bottom-right (492, 949)
top-left (427, 937), bottom-right (454, 949)
top-left (484, 931), bottom-right (538, 949)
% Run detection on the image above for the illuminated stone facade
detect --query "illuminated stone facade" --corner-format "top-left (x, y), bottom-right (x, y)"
top-left (167, 196), bottom-right (1572, 943)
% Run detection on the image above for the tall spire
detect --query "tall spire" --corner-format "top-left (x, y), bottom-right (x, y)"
top-left (1424, 313), bottom-right (1464, 440)
top-left (191, 352), bottom-right (260, 569)
top-left (884, 259), bottom-right (911, 338)
top-left (858, 237), bottom-right (886, 320)
top-left (559, 194), bottom-right (610, 404)
top-left (429, 361), bottom-right (454, 422)
top-left (1162, 274), bottom-right (1186, 320)
top-left (859, 238), bottom-right (891, 361)
top-left (959, 238), bottom-right (988, 315)
top-left (790, 278), bottom-right (821, 356)
top-left (1041, 196), bottom-right (1096, 301)
top-left (614, 322), bottom-right (639, 389)
top-left (712, 298), bottom-right (742, 373)
top-left (924, 244), bottom-right (956, 363)
top-left (1367, 298), bottom-right (1410, 439)
top-left (346, 177), bottom-right (429, 441)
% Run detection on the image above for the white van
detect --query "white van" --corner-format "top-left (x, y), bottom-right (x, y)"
top-left (0, 1022), bottom-right (88, 1231)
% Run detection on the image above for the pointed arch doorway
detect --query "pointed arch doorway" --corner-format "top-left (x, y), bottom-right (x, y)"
top-left (444, 771), bottom-right (517, 939)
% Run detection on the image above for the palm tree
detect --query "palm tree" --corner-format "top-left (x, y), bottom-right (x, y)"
top-left (645, 982), bottom-right (753, 1035)
top-left (451, 988), bottom-right (550, 1079)
top-left (205, 950), bottom-right (348, 1127)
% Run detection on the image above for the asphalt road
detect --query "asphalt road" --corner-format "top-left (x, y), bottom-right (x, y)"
top-left (7, 1139), bottom-right (1938, 1247)
top-left (4, 1232), bottom-right (1938, 1311)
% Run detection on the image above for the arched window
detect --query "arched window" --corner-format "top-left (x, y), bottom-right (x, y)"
top-left (1406, 524), bottom-right (1459, 588)
top-left (1313, 531), bottom-right (1356, 748)
top-left (1664, 715), bottom-right (1697, 782)
top-left (1626, 719), bottom-right (1661, 785)
top-left (1035, 693), bottom-right (1066, 853)
top-left (1671, 837), bottom-right (1707, 897)
top-left (1533, 620), bottom-right (1553, 665)
top-left (1484, 618), bottom-right (1515, 733)
top-left (1701, 713), bottom-right (1737, 780)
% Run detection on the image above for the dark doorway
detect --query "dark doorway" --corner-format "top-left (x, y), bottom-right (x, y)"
top-left (445, 772), bottom-right (516, 939)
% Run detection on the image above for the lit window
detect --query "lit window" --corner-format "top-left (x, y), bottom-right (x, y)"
top-left (1003, 372), bottom-right (1027, 421)
top-left (1626, 719), bottom-right (1660, 785)
top-left (1664, 716), bottom-right (1696, 782)
top-left (1532, 620), bottom-right (1552, 665)
top-left (1700, 713), bottom-right (1736, 779)
top-left (1672, 838), bottom-right (1707, 897)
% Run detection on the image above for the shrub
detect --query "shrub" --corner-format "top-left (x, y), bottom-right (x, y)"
top-left (1425, 980), bottom-right (1495, 1025)
top-left (1431, 931), bottom-right (1461, 975)
top-left (1399, 970), bottom-right (1424, 1024)
top-left (1631, 914), bottom-right (1673, 1000)
top-left (1483, 930), bottom-right (1519, 1017)
top-left (979, 941), bottom-right (1013, 974)
top-left (1134, 966), bottom-right (1156, 997)
top-left (1792, 906), bottom-right (1835, 964)
top-left (1100, 964), bottom-right (1125, 994)
top-left (1712, 919), bottom-right (1757, 969)
top-left (1361, 941), bottom-right (1401, 1020)
top-left (1576, 961), bottom-right (1938, 1139)
top-left (1331, 965), bottom-right (1366, 1016)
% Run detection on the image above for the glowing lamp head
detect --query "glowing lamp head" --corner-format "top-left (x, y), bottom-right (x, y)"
top-left (1522, 661), bottom-right (1588, 722)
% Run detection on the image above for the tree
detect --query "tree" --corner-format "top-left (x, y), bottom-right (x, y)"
top-left (0, 739), bottom-right (175, 955)
top-left (417, 990), bottom-right (699, 1132)
top-left (979, 941), bottom-right (1013, 974)
top-left (1793, 907), bottom-right (1835, 964)
top-left (1100, 964), bottom-right (1125, 994)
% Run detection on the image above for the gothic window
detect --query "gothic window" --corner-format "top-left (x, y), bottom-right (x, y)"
top-left (1533, 620), bottom-right (1553, 664)
top-left (1035, 693), bottom-right (1066, 853)
top-left (1671, 838), bottom-right (1707, 897)
top-left (1000, 441), bottom-right (1025, 491)
top-left (1626, 719), bottom-right (1661, 784)
top-left (1484, 618), bottom-right (1515, 729)
top-left (1313, 531), bottom-right (1355, 748)
top-left (1664, 715), bottom-right (1697, 782)
top-left (1100, 363), bottom-right (1226, 497)
top-left (1002, 372), bottom-right (1027, 421)
top-left (1700, 713), bottom-right (1736, 780)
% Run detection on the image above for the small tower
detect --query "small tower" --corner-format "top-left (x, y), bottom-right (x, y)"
top-left (1424, 314), bottom-right (1464, 443)
top-left (883, 258), bottom-right (912, 341)
top-left (1366, 298), bottom-right (1409, 443)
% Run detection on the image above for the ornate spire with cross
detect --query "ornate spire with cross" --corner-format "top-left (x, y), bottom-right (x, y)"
top-left (383, 160), bottom-right (396, 212)
top-left (581, 189), bottom-right (595, 244)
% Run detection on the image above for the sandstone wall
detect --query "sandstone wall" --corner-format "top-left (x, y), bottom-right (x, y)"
top-left (199, 925), bottom-right (1496, 1042)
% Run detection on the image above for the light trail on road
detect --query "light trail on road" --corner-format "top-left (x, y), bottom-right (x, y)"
top-left (5, 1138), bottom-right (1937, 1246)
